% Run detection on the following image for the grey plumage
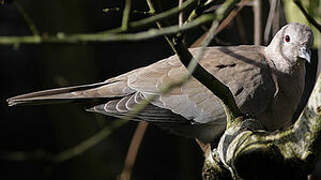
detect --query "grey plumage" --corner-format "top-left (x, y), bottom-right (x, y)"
top-left (7, 23), bottom-right (314, 143)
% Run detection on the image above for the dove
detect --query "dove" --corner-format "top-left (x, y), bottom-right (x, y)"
top-left (7, 23), bottom-right (314, 143)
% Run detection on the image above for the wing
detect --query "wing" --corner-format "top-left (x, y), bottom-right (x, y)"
top-left (87, 91), bottom-right (226, 142)
top-left (87, 46), bottom-right (276, 142)
top-left (124, 46), bottom-right (276, 124)
top-left (87, 92), bottom-right (189, 123)
top-left (89, 46), bottom-right (275, 125)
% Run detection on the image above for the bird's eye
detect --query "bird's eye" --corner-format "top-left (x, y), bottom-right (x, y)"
top-left (285, 35), bottom-right (290, 42)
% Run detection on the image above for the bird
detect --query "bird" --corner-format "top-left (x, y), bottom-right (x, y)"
top-left (7, 23), bottom-right (314, 143)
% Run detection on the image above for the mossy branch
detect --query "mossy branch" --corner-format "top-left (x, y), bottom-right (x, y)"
top-left (211, 73), bottom-right (321, 179)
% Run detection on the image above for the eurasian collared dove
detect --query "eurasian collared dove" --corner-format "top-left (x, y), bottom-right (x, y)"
top-left (7, 23), bottom-right (314, 143)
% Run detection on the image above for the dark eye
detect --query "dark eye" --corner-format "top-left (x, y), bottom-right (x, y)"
top-left (285, 35), bottom-right (290, 42)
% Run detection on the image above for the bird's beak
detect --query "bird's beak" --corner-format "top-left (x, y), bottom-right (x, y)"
top-left (298, 46), bottom-right (311, 63)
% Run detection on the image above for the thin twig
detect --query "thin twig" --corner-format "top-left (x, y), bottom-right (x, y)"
top-left (120, 121), bottom-right (148, 180)
top-left (189, 0), bottom-right (249, 48)
top-left (0, 119), bottom-right (128, 162)
top-left (52, 120), bottom-right (128, 163)
top-left (14, 1), bottom-right (40, 36)
top-left (214, 0), bottom-right (249, 36)
top-left (271, 0), bottom-right (281, 36)
top-left (0, 12), bottom-right (214, 45)
top-left (121, 0), bottom-right (132, 31)
top-left (0, 0), bottom-right (196, 45)
top-left (264, 0), bottom-right (278, 45)
top-left (104, 0), bottom-right (196, 33)
top-left (179, 0), bottom-right (184, 27)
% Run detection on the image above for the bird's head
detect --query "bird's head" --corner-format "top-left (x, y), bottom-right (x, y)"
top-left (268, 23), bottom-right (314, 65)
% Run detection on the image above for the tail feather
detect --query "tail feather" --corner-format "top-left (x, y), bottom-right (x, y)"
top-left (7, 81), bottom-right (113, 106)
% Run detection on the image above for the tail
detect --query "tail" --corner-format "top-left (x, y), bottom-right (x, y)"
top-left (7, 81), bottom-right (113, 106)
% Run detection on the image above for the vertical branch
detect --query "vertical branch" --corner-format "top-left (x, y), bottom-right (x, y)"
top-left (264, 0), bottom-right (278, 45)
top-left (146, 0), bottom-right (156, 14)
top-left (272, 0), bottom-right (281, 35)
top-left (120, 121), bottom-right (148, 180)
top-left (253, 0), bottom-right (262, 45)
top-left (178, 0), bottom-right (184, 27)
top-left (121, 0), bottom-right (132, 31)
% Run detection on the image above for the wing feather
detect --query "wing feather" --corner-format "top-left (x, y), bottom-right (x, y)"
top-left (125, 46), bottom-right (275, 124)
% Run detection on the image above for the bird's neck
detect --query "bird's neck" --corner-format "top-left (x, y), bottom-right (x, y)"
top-left (261, 46), bottom-right (306, 130)
top-left (264, 45), bottom-right (304, 74)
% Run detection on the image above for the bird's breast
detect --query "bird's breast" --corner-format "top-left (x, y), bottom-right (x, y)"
top-left (261, 65), bottom-right (306, 130)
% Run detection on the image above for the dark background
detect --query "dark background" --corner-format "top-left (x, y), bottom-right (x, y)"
top-left (0, 1), bottom-right (319, 180)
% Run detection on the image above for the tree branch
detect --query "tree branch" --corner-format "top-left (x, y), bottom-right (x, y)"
top-left (121, 0), bottom-right (132, 31)
top-left (293, 0), bottom-right (321, 32)
top-left (120, 121), bottom-right (148, 180)
top-left (14, 2), bottom-right (39, 36)
top-left (253, 0), bottom-right (262, 45)
top-left (0, 12), bottom-right (215, 45)
top-left (0, 0), bottom-right (197, 46)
